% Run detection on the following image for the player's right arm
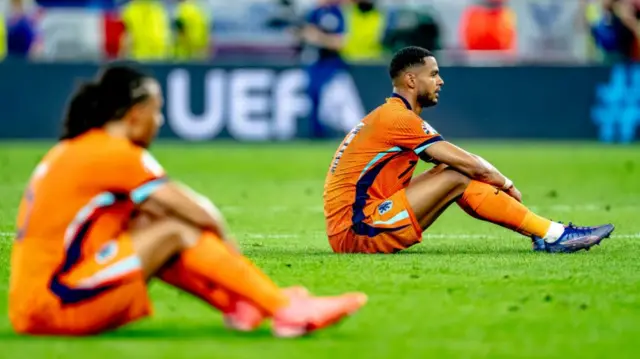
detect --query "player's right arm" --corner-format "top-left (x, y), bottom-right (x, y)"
top-left (385, 113), bottom-right (520, 201)
top-left (103, 148), bottom-right (231, 241)
top-left (144, 182), bottom-right (231, 241)
top-left (424, 141), bottom-right (521, 201)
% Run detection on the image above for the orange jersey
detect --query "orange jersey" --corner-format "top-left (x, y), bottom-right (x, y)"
top-left (9, 129), bottom-right (166, 309)
top-left (323, 94), bottom-right (443, 236)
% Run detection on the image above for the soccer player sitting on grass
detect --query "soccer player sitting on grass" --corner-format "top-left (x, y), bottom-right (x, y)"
top-left (8, 65), bottom-right (366, 337)
top-left (323, 46), bottom-right (615, 254)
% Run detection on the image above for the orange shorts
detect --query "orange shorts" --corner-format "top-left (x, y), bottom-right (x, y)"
top-left (10, 232), bottom-right (151, 336)
top-left (329, 189), bottom-right (423, 254)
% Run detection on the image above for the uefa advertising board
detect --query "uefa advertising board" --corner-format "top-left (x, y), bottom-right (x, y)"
top-left (0, 61), bottom-right (637, 143)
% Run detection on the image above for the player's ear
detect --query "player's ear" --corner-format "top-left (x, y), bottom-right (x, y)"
top-left (125, 104), bottom-right (145, 126)
top-left (130, 101), bottom-right (148, 118)
top-left (124, 105), bottom-right (138, 123)
top-left (406, 72), bottom-right (417, 89)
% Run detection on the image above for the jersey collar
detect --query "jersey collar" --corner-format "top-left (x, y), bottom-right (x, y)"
top-left (391, 93), bottom-right (412, 111)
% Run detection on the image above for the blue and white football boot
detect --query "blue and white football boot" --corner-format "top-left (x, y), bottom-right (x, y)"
top-left (531, 223), bottom-right (615, 253)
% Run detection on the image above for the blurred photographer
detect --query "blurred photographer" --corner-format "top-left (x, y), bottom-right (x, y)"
top-left (585, 0), bottom-right (640, 63)
top-left (0, 13), bottom-right (5, 61)
top-left (4, 0), bottom-right (37, 60)
top-left (459, 0), bottom-right (516, 52)
top-left (382, 3), bottom-right (441, 55)
top-left (298, 0), bottom-right (347, 138)
top-left (173, 0), bottom-right (210, 61)
top-left (341, 0), bottom-right (385, 63)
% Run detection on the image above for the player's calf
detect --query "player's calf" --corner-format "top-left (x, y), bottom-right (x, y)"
top-left (456, 180), bottom-right (615, 252)
top-left (456, 180), bottom-right (567, 242)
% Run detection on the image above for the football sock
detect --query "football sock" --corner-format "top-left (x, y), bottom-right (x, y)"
top-left (176, 231), bottom-right (289, 315)
top-left (457, 180), bottom-right (564, 241)
top-left (157, 256), bottom-right (235, 313)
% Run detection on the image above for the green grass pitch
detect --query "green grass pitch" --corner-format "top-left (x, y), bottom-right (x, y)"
top-left (0, 141), bottom-right (639, 359)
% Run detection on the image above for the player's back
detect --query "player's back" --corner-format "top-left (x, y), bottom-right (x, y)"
top-left (10, 129), bottom-right (147, 302)
top-left (323, 96), bottom-right (443, 236)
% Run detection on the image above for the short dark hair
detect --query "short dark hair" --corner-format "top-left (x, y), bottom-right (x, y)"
top-left (388, 46), bottom-right (434, 80)
top-left (60, 64), bottom-right (152, 140)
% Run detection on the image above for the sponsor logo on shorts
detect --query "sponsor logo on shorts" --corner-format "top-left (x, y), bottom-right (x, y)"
top-left (378, 200), bottom-right (393, 215)
top-left (96, 240), bottom-right (118, 264)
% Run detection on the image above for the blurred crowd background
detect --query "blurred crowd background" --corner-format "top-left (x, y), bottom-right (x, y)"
top-left (1, 0), bottom-right (639, 144)
top-left (1, 0), bottom-right (640, 66)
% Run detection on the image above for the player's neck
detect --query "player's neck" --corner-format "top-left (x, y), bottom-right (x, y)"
top-left (391, 88), bottom-right (421, 115)
top-left (103, 122), bottom-right (129, 141)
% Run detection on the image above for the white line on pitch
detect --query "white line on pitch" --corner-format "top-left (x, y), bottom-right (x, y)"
top-left (227, 232), bottom-right (640, 240)
top-left (2, 232), bottom-right (640, 240)
top-left (220, 204), bottom-right (637, 213)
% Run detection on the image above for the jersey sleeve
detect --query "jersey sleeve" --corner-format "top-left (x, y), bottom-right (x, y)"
top-left (386, 113), bottom-right (444, 154)
top-left (99, 147), bottom-right (168, 204)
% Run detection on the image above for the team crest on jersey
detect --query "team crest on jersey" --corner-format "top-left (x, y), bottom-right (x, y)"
top-left (378, 200), bottom-right (393, 215)
top-left (95, 240), bottom-right (118, 264)
top-left (422, 121), bottom-right (437, 135)
top-left (141, 151), bottom-right (165, 177)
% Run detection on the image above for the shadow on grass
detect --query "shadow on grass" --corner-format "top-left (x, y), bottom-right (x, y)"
top-left (0, 323), bottom-right (357, 341)
top-left (0, 325), bottom-right (275, 341)
top-left (249, 247), bottom-right (533, 257)
top-left (401, 247), bottom-right (534, 256)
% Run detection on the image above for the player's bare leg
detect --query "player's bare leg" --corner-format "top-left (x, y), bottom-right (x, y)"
top-left (127, 217), bottom-right (203, 278)
top-left (406, 166), bottom-right (614, 253)
top-left (128, 211), bottom-right (308, 331)
top-left (405, 166), bottom-right (470, 229)
top-left (127, 216), bottom-right (367, 337)
top-left (129, 217), bottom-right (274, 330)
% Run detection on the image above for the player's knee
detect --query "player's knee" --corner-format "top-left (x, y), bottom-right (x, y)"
top-left (128, 211), bottom-right (158, 231)
top-left (443, 168), bottom-right (471, 192)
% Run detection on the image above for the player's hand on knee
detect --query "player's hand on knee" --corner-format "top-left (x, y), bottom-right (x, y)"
top-left (505, 186), bottom-right (522, 203)
top-left (129, 199), bottom-right (171, 230)
top-left (139, 198), bottom-right (171, 218)
top-left (425, 163), bottom-right (449, 176)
